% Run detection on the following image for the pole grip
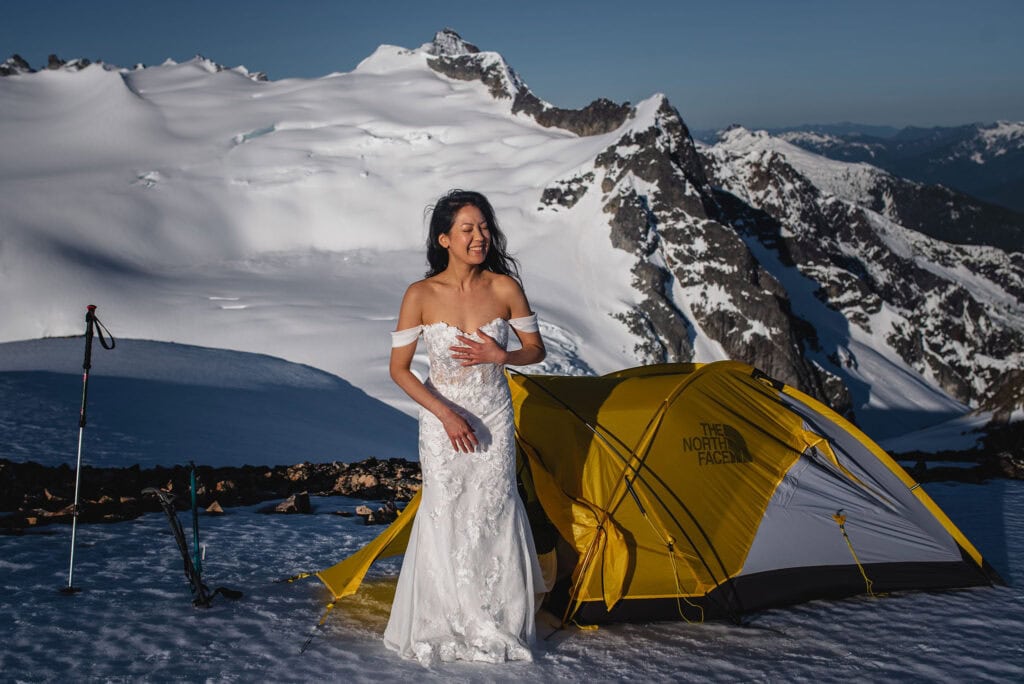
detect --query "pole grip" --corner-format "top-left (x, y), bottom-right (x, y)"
top-left (83, 305), bottom-right (97, 371)
top-left (78, 305), bottom-right (97, 428)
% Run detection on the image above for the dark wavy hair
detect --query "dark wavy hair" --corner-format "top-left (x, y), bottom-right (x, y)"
top-left (425, 189), bottom-right (521, 283)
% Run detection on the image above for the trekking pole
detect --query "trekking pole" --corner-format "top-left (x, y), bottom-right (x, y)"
top-left (61, 304), bottom-right (115, 594)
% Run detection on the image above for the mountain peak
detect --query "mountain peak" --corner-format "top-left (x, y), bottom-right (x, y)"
top-left (422, 30), bottom-right (633, 137)
top-left (427, 28), bottom-right (481, 57)
top-left (0, 54), bottom-right (97, 76)
top-left (0, 54), bottom-right (33, 76)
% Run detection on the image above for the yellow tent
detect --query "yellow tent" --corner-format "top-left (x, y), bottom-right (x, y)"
top-left (315, 361), bottom-right (1000, 625)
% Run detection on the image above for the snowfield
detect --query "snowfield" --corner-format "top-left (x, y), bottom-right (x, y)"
top-left (1, 481), bottom-right (1020, 682)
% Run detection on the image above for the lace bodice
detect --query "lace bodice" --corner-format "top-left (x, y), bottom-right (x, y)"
top-left (421, 318), bottom-right (511, 413)
top-left (383, 315), bottom-right (543, 665)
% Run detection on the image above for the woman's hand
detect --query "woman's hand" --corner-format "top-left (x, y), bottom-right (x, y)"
top-left (450, 331), bottom-right (509, 367)
top-left (440, 409), bottom-right (479, 453)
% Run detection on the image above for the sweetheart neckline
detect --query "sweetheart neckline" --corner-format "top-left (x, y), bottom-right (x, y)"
top-left (422, 317), bottom-right (506, 335)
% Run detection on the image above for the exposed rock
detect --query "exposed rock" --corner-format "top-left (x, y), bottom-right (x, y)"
top-left (427, 27), bottom-right (481, 56)
top-left (980, 369), bottom-right (1024, 424)
top-left (356, 501), bottom-right (399, 525)
top-left (702, 127), bottom-right (1024, 411)
top-left (43, 488), bottom-right (65, 503)
top-left (540, 172), bottom-right (594, 210)
top-left (46, 54), bottom-right (92, 72)
top-left (260, 492), bottom-right (311, 514)
top-left (585, 98), bottom-right (851, 413)
top-left (514, 94), bottom-right (633, 137)
top-left (0, 54), bottom-right (34, 77)
top-left (206, 501), bottom-right (225, 515)
top-left (0, 457), bottom-right (421, 532)
top-left (993, 452), bottom-right (1024, 479)
top-left (778, 122), bottom-right (1024, 218)
top-left (425, 29), bottom-right (632, 137)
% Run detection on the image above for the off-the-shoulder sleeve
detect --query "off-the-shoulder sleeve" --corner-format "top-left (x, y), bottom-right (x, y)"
top-left (390, 326), bottom-right (423, 348)
top-left (508, 313), bottom-right (539, 333)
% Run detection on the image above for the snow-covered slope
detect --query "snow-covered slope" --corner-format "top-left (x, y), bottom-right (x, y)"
top-left (779, 121), bottom-right (1024, 216)
top-left (717, 126), bottom-right (1024, 250)
top-left (1, 30), bottom-right (1021, 445)
top-left (702, 127), bottom-right (1024, 428)
top-left (0, 338), bottom-right (417, 466)
top-left (2, 477), bottom-right (1021, 680)
top-left (0, 33), bottom-right (634, 416)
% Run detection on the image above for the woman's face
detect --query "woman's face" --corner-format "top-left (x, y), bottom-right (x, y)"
top-left (441, 204), bottom-right (490, 266)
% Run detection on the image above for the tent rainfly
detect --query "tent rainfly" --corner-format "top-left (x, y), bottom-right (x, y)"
top-left (313, 361), bottom-right (1001, 626)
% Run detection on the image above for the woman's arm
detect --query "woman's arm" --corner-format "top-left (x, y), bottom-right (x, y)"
top-left (389, 284), bottom-right (480, 453)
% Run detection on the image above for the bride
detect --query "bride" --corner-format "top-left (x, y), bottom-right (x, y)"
top-left (384, 190), bottom-right (547, 665)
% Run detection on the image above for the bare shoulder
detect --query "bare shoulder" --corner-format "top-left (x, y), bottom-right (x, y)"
top-left (399, 280), bottom-right (427, 306)
top-left (488, 273), bottom-right (525, 297)
top-left (488, 273), bottom-right (532, 315)
top-left (396, 279), bottom-right (433, 328)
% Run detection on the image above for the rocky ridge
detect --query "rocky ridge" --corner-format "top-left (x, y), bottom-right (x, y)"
top-left (778, 122), bottom-right (1024, 214)
top-left (425, 29), bottom-right (633, 137)
top-left (0, 53), bottom-right (268, 81)
top-left (537, 97), bottom-right (852, 412)
top-left (740, 128), bottom-right (1024, 252)
top-left (702, 127), bottom-right (1024, 408)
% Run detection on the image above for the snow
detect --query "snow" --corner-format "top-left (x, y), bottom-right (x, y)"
top-left (734, 227), bottom-right (968, 439)
top-left (2, 339), bottom-right (1022, 680)
top-left (880, 412), bottom-right (990, 454)
top-left (0, 338), bottom-right (417, 467)
top-left (717, 126), bottom-right (888, 206)
top-left (0, 43), bottom-right (990, 445)
top-left (778, 130), bottom-right (882, 158)
top-left (706, 125), bottom-right (1023, 435)
top-left (2, 458), bottom-right (1020, 680)
top-left (0, 48), bottom-right (660, 415)
top-left (978, 120), bottom-right (1024, 153)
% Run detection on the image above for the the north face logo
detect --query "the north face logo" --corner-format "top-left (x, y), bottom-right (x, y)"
top-left (681, 422), bottom-right (754, 466)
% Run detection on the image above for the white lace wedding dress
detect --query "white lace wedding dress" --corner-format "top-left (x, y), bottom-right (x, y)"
top-left (384, 316), bottom-right (545, 665)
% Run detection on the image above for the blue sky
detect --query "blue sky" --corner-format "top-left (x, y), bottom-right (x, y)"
top-left (3, 0), bottom-right (1022, 130)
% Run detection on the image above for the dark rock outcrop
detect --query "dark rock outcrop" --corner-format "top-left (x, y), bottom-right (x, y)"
top-left (47, 54), bottom-right (91, 71)
top-left (0, 457), bottom-right (421, 532)
top-left (0, 54), bottom-right (34, 76)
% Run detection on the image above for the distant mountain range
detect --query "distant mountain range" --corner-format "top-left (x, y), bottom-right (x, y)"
top-left (0, 30), bottom-right (1020, 447)
top-left (698, 121), bottom-right (1024, 216)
